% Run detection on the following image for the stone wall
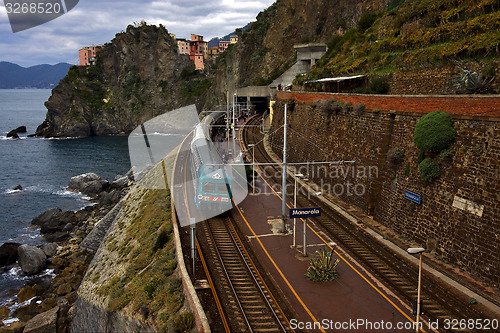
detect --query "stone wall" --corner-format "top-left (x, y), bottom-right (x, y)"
top-left (270, 92), bottom-right (500, 287)
top-left (389, 62), bottom-right (500, 95)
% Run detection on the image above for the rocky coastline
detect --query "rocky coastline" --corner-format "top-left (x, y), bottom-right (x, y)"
top-left (0, 172), bottom-right (133, 333)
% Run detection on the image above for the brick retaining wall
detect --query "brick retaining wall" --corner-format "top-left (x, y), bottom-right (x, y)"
top-left (271, 92), bottom-right (500, 287)
top-left (277, 91), bottom-right (500, 120)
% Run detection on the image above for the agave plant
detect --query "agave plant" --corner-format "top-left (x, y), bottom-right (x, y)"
top-left (454, 67), bottom-right (494, 94)
top-left (305, 247), bottom-right (340, 282)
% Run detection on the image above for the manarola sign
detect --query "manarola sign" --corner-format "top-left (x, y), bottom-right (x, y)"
top-left (3, 0), bottom-right (79, 33)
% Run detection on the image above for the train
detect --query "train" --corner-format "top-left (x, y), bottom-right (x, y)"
top-left (190, 112), bottom-right (233, 212)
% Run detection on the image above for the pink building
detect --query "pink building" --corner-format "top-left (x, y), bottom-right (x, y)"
top-left (219, 40), bottom-right (229, 53)
top-left (177, 39), bottom-right (190, 55)
top-left (78, 45), bottom-right (102, 66)
top-left (176, 34), bottom-right (206, 70)
top-left (193, 53), bottom-right (204, 71)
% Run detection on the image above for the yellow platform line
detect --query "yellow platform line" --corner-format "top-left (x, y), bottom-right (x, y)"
top-left (234, 203), bottom-right (326, 333)
top-left (238, 131), bottom-right (426, 333)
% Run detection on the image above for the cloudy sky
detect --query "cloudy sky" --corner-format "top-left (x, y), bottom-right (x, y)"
top-left (0, 0), bottom-right (276, 67)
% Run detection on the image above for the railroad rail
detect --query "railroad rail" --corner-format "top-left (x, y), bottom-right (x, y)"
top-left (241, 115), bottom-right (494, 333)
top-left (174, 129), bottom-right (291, 332)
top-left (196, 215), bottom-right (291, 332)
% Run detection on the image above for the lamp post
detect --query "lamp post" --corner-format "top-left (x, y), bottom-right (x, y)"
top-left (292, 173), bottom-right (304, 247)
top-left (248, 144), bottom-right (256, 194)
top-left (407, 247), bottom-right (425, 333)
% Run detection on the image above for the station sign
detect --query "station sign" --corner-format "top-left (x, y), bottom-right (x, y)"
top-left (289, 207), bottom-right (321, 219)
top-left (404, 190), bottom-right (421, 204)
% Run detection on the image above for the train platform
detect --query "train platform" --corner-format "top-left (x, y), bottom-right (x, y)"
top-left (230, 170), bottom-right (416, 330)
top-left (209, 119), bottom-right (416, 332)
top-left (216, 116), bottom-right (500, 332)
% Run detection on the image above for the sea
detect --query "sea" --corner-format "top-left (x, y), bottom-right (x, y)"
top-left (0, 89), bottom-right (131, 309)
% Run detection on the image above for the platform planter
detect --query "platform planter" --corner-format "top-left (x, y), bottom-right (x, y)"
top-left (305, 247), bottom-right (340, 282)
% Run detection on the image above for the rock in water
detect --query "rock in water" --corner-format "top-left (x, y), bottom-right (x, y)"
top-left (68, 173), bottom-right (108, 196)
top-left (32, 208), bottom-right (62, 226)
top-left (0, 242), bottom-right (21, 266)
top-left (15, 126), bottom-right (27, 133)
top-left (6, 130), bottom-right (19, 139)
top-left (39, 210), bottom-right (76, 234)
top-left (17, 285), bottom-right (37, 303)
top-left (18, 245), bottom-right (47, 275)
top-left (13, 185), bottom-right (22, 191)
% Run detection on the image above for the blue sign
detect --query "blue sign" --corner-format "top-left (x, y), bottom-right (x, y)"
top-left (404, 190), bottom-right (421, 204)
top-left (289, 207), bottom-right (321, 219)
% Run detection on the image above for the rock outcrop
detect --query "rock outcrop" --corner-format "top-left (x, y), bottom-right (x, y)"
top-left (35, 24), bottom-right (201, 138)
top-left (17, 245), bottom-right (47, 275)
top-left (0, 242), bottom-right (20, 266)
top-left (67, 173), bottom-right (108, 196)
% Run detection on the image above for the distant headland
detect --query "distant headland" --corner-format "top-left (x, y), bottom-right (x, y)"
top-left (0, 61), bottom-right (72, 89)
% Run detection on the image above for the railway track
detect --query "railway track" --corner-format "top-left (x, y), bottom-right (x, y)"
top-left (242, 115), bottom-right (494, 333)
top-left (197, 215), bottom-right (291, 332)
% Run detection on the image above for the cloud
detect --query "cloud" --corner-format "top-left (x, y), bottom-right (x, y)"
top-left (0, 0), bottom-right (275, 67)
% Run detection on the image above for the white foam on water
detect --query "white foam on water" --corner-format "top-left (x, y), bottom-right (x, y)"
top-left (2, 317), bottom-right (19, 326)
top-left (4, 189), bottom-right (22, 194)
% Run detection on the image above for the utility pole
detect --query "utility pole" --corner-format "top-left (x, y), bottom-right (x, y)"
top-left (281, 103), bottom-right (288, 233)
top-left (232, 91), bottom-right (237, 158)
top-left (226, 91), bottom-right (229, 153)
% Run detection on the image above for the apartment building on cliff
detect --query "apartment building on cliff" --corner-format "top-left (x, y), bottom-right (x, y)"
top-left (78, 45), bottom-right (103, 66)
top-left (175, 33), bottom-right (239, 69)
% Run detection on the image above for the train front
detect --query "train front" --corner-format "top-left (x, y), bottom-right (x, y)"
top-left (196, 166), bottom-right (233, 212)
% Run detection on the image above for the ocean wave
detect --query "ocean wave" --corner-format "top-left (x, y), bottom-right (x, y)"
top-left (42, 136), bottom-right (80, 140)
top-left (2, 267), bottom-right (55, 282)
top-left (4, 185), bottom-right (91, 201)
top-left (0, 136), bottom-right (27, 140)
top-left (54, 189), bottom-right (91, 200)
top-left (4, 189), bottom-right (22, 194)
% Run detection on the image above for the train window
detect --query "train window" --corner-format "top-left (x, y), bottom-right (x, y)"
top-left (202, 182), bottom-right (215, 193)
top-left (217, 184), bottom-right (228, 194)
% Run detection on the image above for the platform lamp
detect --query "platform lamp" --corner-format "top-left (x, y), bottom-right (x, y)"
top-left (292, 173), bottom-right (304, 247)
top-left (407, 247), bottom-right (426, 333)
top-left (248, 144), bottom-right (256, 194)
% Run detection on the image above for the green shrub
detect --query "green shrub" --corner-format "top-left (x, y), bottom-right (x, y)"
top-left (306, 248), bottom-right (339, 282)
top-left (173, 312), bottom-right (195, 332)
top-left (414, 111), bottom-right (456, 152)
top-left (439, 149), bottom-right (453, 159)
top-left (152, 229), bottom-right (169, 253)
top-left (418, 158), bottom-right (441, 182)
top-left (404, 163), bottom-right (410, 176)
top-left (369, 77), bottom-right (389, 94)
top-left (389, 148), bottom-right (405, 165)
top-left (358, 12), bottom-right (378, 32)
top-left (388, 0), bottom-right (406, 11)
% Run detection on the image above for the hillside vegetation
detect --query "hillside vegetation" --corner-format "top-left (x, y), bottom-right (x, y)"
top-left (299, 0), bottom-right (499, 84)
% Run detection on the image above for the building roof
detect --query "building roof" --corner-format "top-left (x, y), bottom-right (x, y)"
top-left (304, 75), bottom-right (366, 84)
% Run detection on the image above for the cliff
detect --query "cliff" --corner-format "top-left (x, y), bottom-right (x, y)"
top-left (36, 0), bottom-right (498, 136)
top-left (36, 24), bottom-right (210, 137)
top-left (206, 0), bottom-right (392, 106)
top-left (72, 159), bottom-right (197, 332)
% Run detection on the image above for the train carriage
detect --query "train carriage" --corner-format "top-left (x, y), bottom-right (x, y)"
top-left (191, 113), bottom-right (232, 212)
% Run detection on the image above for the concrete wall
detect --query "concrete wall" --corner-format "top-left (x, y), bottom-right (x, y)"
top-left (270, 92), bottom-right (500, 287)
